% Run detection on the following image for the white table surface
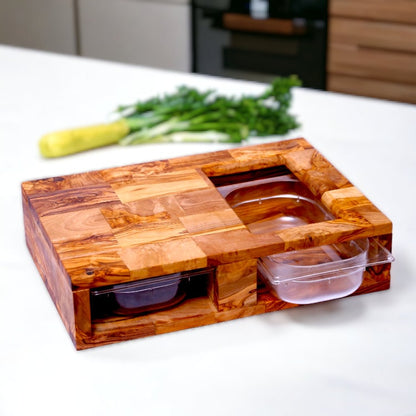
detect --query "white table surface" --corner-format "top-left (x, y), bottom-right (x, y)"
top-left (1, 44), bottom-right (416, 416)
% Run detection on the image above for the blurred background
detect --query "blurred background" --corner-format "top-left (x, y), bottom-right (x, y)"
top-left (0, 0), bottom-right (415, 104)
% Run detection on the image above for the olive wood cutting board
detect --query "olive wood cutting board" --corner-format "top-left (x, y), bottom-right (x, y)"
top-left (22, 138), bottom-right (393, 349)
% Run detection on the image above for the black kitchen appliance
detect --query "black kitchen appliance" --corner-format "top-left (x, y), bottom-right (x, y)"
top-left (191, 0), bottom-right (327, 89)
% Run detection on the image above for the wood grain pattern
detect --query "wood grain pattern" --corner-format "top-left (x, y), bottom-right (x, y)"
top-left (327, 0), bottom-right (416, 103)
top-left (29, 183), bottom-right (118, 217)
top-left (209, 259), bottom-right (257, 311)
top-left (193, 228), bottom-right (285, 264)
top-left (119, 237), bottom-right (208, 280)
top-left (330, 0), bottom-right (416, 25)
top-left (62, 250), bottom-right (130, 288)
top-left (328, 42), bottom-right (416, 85)
top-left (111, 169), bottom-right (211, 203)
top-left (73, 288), bottom-right (92, 338)
top-left (327, 74), bottom-right (416, 104)
top-left (330, 17), bottom-right (416, 54)
top-left (283, 148), bottom-right (351, 197)
top-left (40, 208), bottom-right (113, 243)
top-left (322, 186), bottom-right (392, 235)
top-left (22, 138), bottom-right (393, 349)
top-left (22, 170), bottom-right (107, 197)
top-left (22, 190), bottom-right (76, 343)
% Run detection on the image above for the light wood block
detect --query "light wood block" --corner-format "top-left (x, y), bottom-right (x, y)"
top-left (209, 259), bottom-right (258, 311)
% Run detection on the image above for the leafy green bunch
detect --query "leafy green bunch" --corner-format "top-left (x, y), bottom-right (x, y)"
top-left (118, 75), bottom-right (302, 145)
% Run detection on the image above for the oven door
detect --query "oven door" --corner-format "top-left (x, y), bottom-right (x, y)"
top-left (192, 1), bottom-right (327, 89)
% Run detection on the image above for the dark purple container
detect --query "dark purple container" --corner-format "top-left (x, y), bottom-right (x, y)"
top-left (90, 269), bottom-right (212, 319)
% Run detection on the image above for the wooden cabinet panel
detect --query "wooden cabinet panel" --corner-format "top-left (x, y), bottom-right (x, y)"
top-left (328, 43), bottom-right (416, 85)
top-left (328, 74), bottom-right (416, 104)
top-left (330, 0), bottom-right (416, 25)
top-left (330, 17), bottom-right (416, 54)
top-left (328, 0), bottom-right (416, 103)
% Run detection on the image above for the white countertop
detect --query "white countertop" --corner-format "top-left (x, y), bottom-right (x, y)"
top-left (1, 44), bottom-right (416, 416)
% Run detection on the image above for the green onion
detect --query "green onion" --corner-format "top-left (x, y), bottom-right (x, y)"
top-left (39, 75), bottom-right (301, 158)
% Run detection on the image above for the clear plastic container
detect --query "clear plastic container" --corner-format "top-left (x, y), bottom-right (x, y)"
top-left (258, 238), bottom-right (394, 304)
top-left (218, 174), bottom-right (333, 233)
top-left (90, 268), bottom-right (211, 319)
top-left (219, 175), bottom-right (394, 304)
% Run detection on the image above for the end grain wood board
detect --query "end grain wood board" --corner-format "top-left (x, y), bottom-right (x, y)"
top-left (22, 138), bottom-right (393, 349)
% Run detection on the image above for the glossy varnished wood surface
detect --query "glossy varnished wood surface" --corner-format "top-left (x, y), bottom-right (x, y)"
top-left (22, 138), bottom-right (391, 289)
top-left (22, 138), bottom-right (393, 349)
